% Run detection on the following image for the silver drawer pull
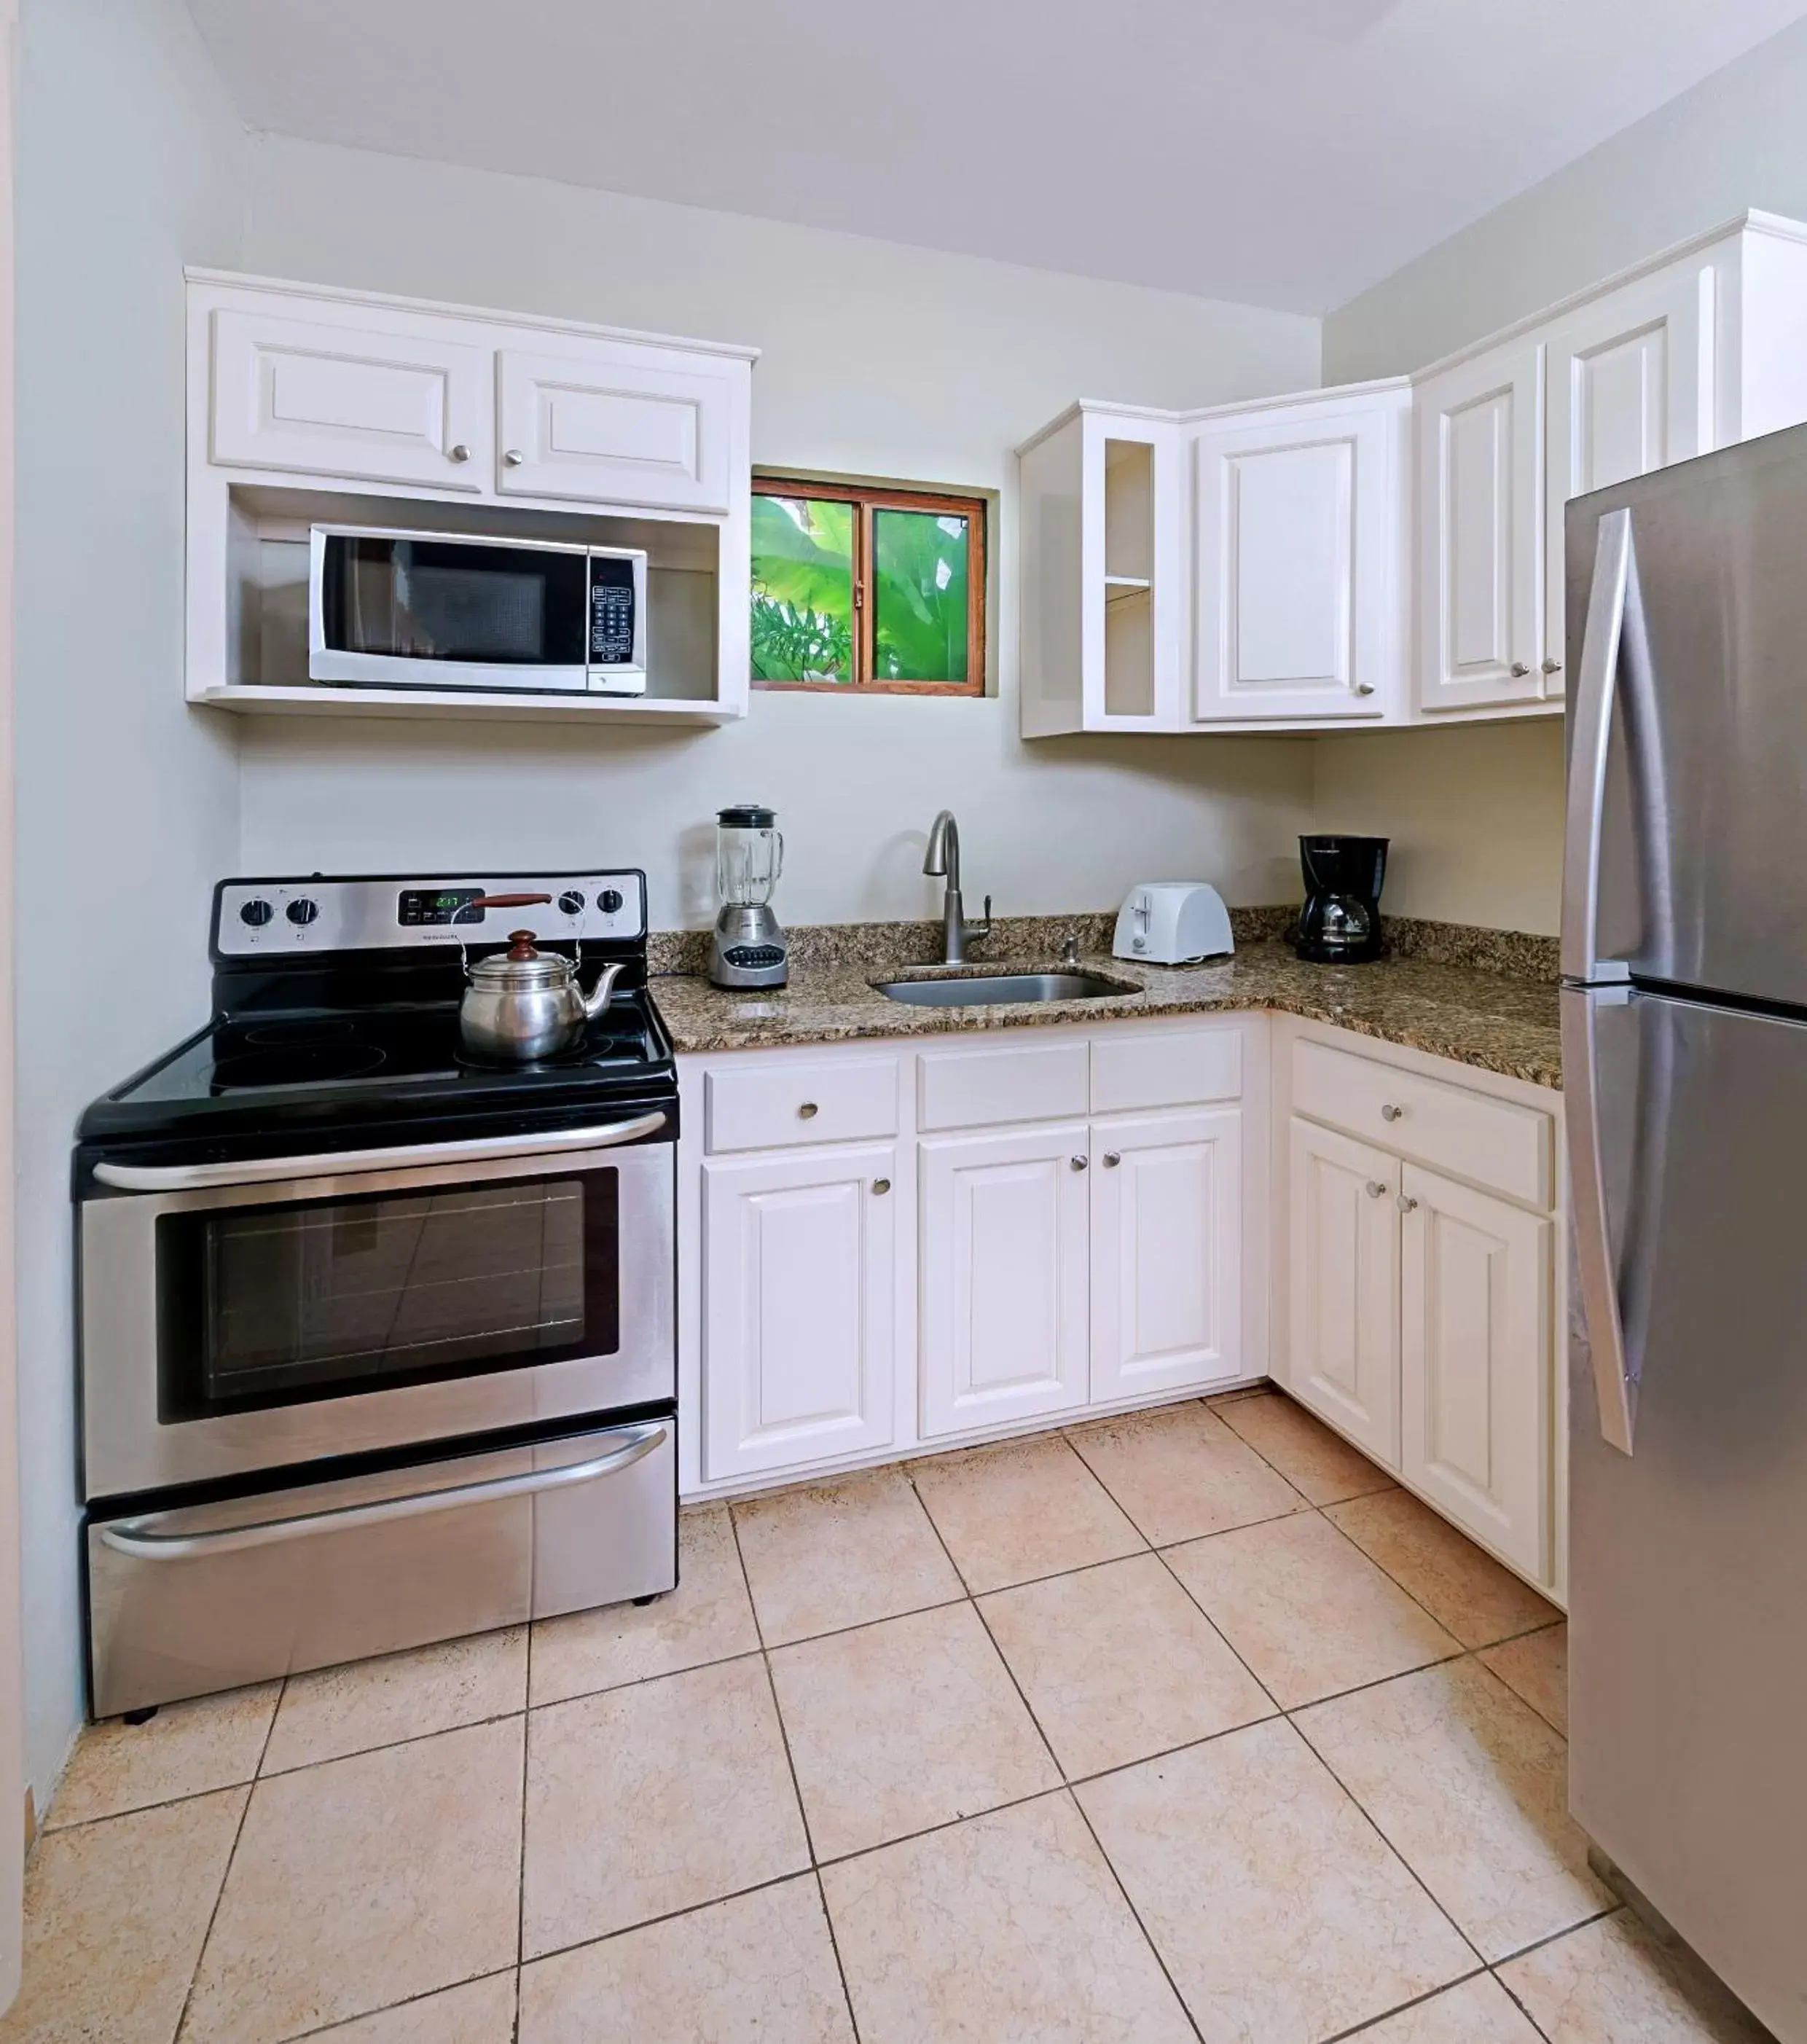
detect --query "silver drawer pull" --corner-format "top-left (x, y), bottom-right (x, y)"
top-left (96, 1424), bottom-right (667, 1562)
top-left (1398, 1194), bottom-right (1419, 1213)
top-left (1365, 1180), bottom-right (1388, 1199)
top-left (797, 1102), bottom-right (819, 1119)
top-left (503, 448), bottom-right (525, 466)
top-left (91, 1110), bottom-right (667, 1192)
top-left (1541, 658), bottom-right (1562, 676)
top-left (1102, 1151), bottom-right (1121, 1167)
top-left (1510, 661), bottom-right (1531, 677)
top-left (1071, 1155), bottom-right (1089, 1171)
top-left (871, 1178), bottom-right (891, 1196)
top-left (1380, 1103), bottom-right (1404, 1122)
top-left (447, 442), bottom-right (470, 463)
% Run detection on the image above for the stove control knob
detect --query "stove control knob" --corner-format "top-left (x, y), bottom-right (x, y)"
top-left (285, 897), bottom-right (320, 927)
top-left (558, 890), bottom-right (586, 916)
top-left (238, 898), bottom-right (274, 928)
top-left (597, 888), bottom-right (624, 915)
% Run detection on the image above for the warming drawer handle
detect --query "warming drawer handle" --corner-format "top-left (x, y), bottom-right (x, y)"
top-left (91, 1110), bottom-right (669, 1192)
top-left (95, 1423), bottom-right (669, 1561)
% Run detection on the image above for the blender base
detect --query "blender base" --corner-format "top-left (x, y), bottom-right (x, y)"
top-left (709, 904), bottom-right (789, 989)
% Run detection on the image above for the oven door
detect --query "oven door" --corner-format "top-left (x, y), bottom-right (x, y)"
top-left (309, 528), bottom-right (592, 692)
top-left (80, 1119), bottom-right (674, 1498)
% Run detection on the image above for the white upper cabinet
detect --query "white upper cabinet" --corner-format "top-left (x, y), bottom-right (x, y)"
top-left (1416, 342), bottom-right (1546, 714)
top-left (1538, 267), bottom-right (1709, 699)
top-left (495, 343), bottom-right (735, 512)
top-left (1193, 385), bottom-right (1408, 723)
top-left (209, 306), bottom-right (491, 490)
top-left (1020, 211), bottom-right (1807, 735)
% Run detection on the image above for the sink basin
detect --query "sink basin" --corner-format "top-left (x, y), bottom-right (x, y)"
top-left (876, 971), bottom-right (1134, 1007)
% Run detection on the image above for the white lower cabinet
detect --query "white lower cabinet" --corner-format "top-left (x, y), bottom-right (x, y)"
top-left (702, 1144), bottom-right (897, 1481)
top-left (1287, 1118), bottom-right (1400, 1468)
top-left (918, 1124), bottom-right (1091, 1438)
top-left (1090, 1110), bottom-right (1242, 1402)
top-left (1400, 1162), bottom-right (1552, 1578)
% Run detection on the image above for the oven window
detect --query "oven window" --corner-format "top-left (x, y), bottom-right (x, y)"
top-left (321, 536), bottom-right (589, 667)
top-left (157, 1171), bottom-right (619, 1420)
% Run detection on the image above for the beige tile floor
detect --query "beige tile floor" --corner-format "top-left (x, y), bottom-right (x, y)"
top-left (5, 1389), bottom-right (1773, 2044)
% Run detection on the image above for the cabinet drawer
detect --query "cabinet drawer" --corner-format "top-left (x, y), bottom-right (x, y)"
top-left (917, 1038), bottom-right (1090, 1132)
top-left (705, 1057), bottom-right (898, 1154)
top-left (1293, 1038), bottom-right (1553, 1207)
top-left (1090, 1025), bottom-right (1242, 1113)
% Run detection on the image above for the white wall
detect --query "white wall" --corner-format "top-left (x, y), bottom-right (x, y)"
top-left (235, 139), bottom-right (1322, 925)
top-left (1309, 10), bottom-right (1807, 938)
top-left (12, 0), bottom-right (245, 1804)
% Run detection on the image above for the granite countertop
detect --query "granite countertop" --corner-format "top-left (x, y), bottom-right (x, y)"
top-left (651, 939), bottom-right (1562, 1089)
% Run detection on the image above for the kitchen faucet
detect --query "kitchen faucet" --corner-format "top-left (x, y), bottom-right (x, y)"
top-left (922, 810), bottom-right (992, 963)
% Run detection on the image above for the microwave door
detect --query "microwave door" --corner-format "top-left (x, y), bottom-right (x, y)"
top-left (308, 529), bottom-right (590, 692)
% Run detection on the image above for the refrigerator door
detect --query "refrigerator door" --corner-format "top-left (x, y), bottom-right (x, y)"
top-left (1567, 982), bottom-right (1807, 2042)
top-left (1565, 419), bottom-right (1807, 1008)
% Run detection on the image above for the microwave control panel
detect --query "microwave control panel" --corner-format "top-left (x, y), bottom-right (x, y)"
top-left (214, 872), bottom-right (648, 956)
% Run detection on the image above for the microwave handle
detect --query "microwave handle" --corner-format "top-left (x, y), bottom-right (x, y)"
top-left (97, 1422), bottom-right (668, 1560)
top-left (90, 1109), bottom-right (668, 1193)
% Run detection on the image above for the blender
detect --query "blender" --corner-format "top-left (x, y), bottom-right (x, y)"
top-left (710, 804), bottom-right (789, 989)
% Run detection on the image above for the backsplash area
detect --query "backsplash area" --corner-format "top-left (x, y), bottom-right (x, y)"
top-left (648, 908), bottom-right (1557, 981)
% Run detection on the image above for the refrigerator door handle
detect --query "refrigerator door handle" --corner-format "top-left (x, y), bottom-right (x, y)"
top-left (1563, 508), bottom-right (1635, 985)
top-left (1562, 986), bottom-right (1636, 1454)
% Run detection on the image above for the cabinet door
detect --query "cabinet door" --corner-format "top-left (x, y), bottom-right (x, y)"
top-left (496, 345), bottom-right (735, 510)
top-left (1400, 1162), bottom-right (1552, 1577)
top-left (702, 1145), bottom-right (896, 1482)
top-left (1416, 342), bottom-right (1545, 712)
top-left (1541, 267), bottom-right (1708, 698)
top-left (1090, 1110), bottom-right (1242, 1401)
top-left (208, 307), bottom-right (489, 490)
top-left (919, 1124), bottom-right (1089, 1438)
top-left (1193, 395), bottom-right (1405, 721)
top-left (1286, 1118), bottom-right (1400, 1468)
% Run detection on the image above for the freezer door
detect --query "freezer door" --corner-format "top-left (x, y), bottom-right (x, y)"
top-left (1566, 419), bottom-right (1807, 1008)
top-left (1567, 984), bottom-right (1807, 2042)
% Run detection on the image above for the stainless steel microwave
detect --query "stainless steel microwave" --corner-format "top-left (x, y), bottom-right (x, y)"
top-left (308, 526), bottom-right (648, 694)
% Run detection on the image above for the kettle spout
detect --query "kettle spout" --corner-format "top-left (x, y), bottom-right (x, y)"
top-left (581, 959), bottom-right (626, 1022)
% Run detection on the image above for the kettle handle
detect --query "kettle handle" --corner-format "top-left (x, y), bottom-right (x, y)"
top-left (468, 893), bottom-right (554, 911)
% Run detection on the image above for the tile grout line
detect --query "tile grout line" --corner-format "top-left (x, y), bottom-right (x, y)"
top-left (726, 1503), bottom-right (866, 2043)
top-left (170, 1677), bottom-right (285, 2040)
top-left (1313, 1962), bottom-right (1494, 2043)
top-left (268, 1963), bottom-right (522, 2044)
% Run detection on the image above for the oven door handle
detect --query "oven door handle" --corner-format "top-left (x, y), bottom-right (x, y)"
top-left (95, 1422), bottom-right (669, 1561)
top-left (90, 1109), bottom-right (669, 1192)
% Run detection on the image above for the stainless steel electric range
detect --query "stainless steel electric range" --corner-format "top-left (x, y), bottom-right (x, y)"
top-left (75, 870), bottom-right (678, 1718)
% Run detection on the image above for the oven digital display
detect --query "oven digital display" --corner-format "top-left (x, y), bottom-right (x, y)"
top-left (397, 887), bottom-right (485, 928)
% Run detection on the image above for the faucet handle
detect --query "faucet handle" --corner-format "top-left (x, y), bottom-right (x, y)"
top-left (1059, 929), bottom-right (1081, 969)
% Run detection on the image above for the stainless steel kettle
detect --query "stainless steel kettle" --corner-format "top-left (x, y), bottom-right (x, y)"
top-left (458, 895), bottom-right (625, 1062)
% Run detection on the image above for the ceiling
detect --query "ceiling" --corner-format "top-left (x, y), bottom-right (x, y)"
top-left (184, 0), bottom-right (1807, 314)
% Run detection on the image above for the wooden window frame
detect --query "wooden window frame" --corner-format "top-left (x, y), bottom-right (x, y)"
top-left (751, 475), bottom-right (987, 697)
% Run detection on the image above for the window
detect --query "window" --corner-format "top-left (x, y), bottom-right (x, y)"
top-left (750, 477), bottom-right (986, 695)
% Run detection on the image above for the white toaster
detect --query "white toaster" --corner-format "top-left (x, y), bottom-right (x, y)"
top-left (1113, 882), bottom-right (1234, 965)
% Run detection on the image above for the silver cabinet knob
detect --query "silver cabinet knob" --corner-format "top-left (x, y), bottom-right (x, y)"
top-left (1541, 658), bottom-right (1562, 675)
top-left (797, 1102), bottom-right (818, 1119)
top-left (1102, 1151), bottom-right (1121, 1168)
top-left (1365, 1180), bottom-right (1389, 1199)
top-left (1380, 1103), bottom-right (1404, 1122)
top-left (503, 448), bottom-right (525, 467)
top-left (1353, 682), bottom-right (1376, 697)
top-left (1397, 1193), bottom-right (1419, 1213)
top-left (1071, 1156), bottom-right (1089, 1172)
top-left (447, 442), bottom-right (470, 463)
top-left (1510, 662), bottom-right (1531, 678)
top-left (871, 1178), bottom-right (890, 1196)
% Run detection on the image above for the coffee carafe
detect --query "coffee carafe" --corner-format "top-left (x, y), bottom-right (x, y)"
top-left (1293, 834), bottom-right (1388, 964)
top-left (710, 804), bottom-right (789, 989)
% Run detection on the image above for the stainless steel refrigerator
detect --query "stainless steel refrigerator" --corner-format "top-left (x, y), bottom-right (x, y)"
top-left (1564, 423), bottom-right (1807, 2043)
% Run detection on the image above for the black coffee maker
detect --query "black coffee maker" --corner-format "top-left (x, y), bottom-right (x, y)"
top-left (1294, 834), bottom-right (1388, 964)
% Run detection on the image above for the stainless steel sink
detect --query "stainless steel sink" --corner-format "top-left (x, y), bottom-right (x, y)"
top-left (876, 971), bottom-right (1134, 1007)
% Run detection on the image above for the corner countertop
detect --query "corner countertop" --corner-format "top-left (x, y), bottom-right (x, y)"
top-left (651, 941), bottom-right (1562, 1090)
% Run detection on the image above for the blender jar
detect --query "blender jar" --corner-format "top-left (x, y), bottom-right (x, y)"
top-left (716, 805), bottom-right (784, 909)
